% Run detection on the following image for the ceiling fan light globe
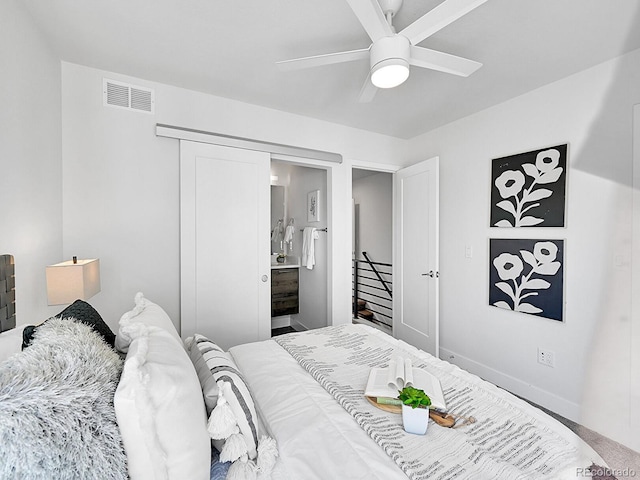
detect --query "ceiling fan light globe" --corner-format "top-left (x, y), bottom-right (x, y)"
top-left (371, 58), bottom-right (409, 88)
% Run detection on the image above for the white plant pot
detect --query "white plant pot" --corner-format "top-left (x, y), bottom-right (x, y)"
top-left (402, 404), bottom-right (429, 435)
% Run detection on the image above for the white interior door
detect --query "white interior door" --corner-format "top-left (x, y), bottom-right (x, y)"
top-left (180, 141), bottom-right (271, 349)
top-left (393, 157), bottom-right (439, 356)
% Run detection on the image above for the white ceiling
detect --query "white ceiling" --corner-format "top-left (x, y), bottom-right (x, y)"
top-left (23, 0), bottom-right (640, 139)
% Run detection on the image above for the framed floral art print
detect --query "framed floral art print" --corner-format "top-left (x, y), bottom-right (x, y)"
top-left (490, 144), bottom-right (567, 227)
top-left (307, 189), bottom-right (320, 222)
top-left (489, 238), bottom-right (564, 321)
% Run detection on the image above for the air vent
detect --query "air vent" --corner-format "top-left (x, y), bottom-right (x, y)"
top-left (103, 79), bottom-right (154, 114)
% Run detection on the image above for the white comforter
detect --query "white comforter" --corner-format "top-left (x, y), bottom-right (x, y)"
top-left (229, 325), bottom-right (606, 480)
top-left (232, 337), bottom-right (405, 479)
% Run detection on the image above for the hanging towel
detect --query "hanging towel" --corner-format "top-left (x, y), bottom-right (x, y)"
top-left (283, 225), bottom-right (295, 248)
top-left (271, 219), bottom-right (283, 242)
top-left (302, 227), bottom-right (319, 270)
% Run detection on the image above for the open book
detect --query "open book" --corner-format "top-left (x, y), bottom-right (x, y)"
top-left (364, 356), bottom-right (447, 411)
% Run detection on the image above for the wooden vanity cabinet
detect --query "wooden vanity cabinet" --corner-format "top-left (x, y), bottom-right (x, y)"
top-left (271, 268), bottom-right (299, 317)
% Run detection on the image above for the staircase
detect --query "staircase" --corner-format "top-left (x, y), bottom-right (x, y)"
top-left (353, 298), bottom-right (373, 321)
top-left (352, 252), bottom-right (392, 331)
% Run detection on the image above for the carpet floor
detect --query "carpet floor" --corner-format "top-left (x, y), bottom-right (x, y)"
top-left (271, 326), bottom-right (297, 336)
top-left (525, 400), bottom-right (639, 475)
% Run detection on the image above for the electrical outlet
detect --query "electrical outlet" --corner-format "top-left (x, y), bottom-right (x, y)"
top-left (537, 348), bottom-right (555, 367)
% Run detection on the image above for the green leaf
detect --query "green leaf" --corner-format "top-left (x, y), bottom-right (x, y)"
top-left (398, 386), bottom-right (431, 408)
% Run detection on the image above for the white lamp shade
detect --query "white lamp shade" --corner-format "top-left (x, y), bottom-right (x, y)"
top-left (46, 259), bottom-right (101, 305)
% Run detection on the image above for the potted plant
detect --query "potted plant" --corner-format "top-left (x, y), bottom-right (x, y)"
top-left (398, 386), bottom-right (431, 435)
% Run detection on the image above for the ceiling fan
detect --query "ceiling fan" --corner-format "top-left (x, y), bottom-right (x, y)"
top-left (277, 0), bottom-right (488, 102)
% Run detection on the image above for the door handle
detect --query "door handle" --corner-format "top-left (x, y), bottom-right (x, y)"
top-left (421, 271), bottom-right (439, 278)
top-left (261, 275), bottom-right (269, 282)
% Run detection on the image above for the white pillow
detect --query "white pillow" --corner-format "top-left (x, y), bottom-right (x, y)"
top-left (115, 292), bottom-right (181, 353)
top-left (114, 324), bottom-right (211, 480)
top-left (187, 334), bottom-right (260, 460)
top-left (186, 334), bottom-right (236, 413)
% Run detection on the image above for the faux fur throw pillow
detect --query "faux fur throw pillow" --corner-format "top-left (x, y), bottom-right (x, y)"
top-left (0, 318), bottom-right (127, 479)
top-left (22, 299), bottom-right (116, 350)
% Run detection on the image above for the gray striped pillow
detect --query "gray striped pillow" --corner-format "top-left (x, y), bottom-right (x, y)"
top-left (187, 334), bottom-right (259, 460)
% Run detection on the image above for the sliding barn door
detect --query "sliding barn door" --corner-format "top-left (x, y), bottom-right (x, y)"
top-left (180, 141), bottom-right (271, 349)
top-left (393, 157), bottom-right (440, 357)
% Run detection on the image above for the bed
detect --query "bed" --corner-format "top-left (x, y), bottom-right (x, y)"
top-left (0, 290), bottom-right (615, 480)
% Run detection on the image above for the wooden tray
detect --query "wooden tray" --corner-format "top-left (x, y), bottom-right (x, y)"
top-left (365, 396), bottom-right (456, 428)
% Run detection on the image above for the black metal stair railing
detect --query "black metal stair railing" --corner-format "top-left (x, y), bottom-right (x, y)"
top-left (352, 251), bottom-right (392, 329)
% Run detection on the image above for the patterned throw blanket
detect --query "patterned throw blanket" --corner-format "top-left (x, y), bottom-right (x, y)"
top-left (274, 325), bottom-right (599, 480)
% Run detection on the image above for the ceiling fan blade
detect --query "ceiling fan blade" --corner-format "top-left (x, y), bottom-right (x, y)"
top-left (358, 74), bottom-right (378, 103)
top-left (345, 0), bottom-right (393, 42)
top-left (276, 48), bottom-right (369, 71)
top-left (399, 0), bottom-right (489, 45)
top-left (410, 45), bottom-right (482, 77)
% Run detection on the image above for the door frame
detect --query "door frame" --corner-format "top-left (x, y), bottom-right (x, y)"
top-left (348, 161), bottom-right (401, 333)
top-left (158, 125), bottom-right (340, 334)
top-left (271, 155), bottom-right (335, 330)
top-left (178, 139), bottom-right (337, 335)
top-left (349, 159), bottom-right (440, 356)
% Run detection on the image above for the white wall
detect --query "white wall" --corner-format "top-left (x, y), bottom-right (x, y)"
top-left (408, 48), bottom-right (640, 450)
top-left (352, 172), bottom-right (393, 264)
top-left (0, 0), bottom-right (63, 326)
top-left (61, 62), bottom-right (410, 331)
top-left (287, 165), bottom-right (328, 331)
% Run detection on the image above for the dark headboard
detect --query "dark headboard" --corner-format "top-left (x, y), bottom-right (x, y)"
top-left (0, 254), bottom-right (16, 332)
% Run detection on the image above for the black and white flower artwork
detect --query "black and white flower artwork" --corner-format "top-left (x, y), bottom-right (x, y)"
top-left (490, 144), bottom-right (567, 227)
top-left (489, 239), bottom-right (564, 321)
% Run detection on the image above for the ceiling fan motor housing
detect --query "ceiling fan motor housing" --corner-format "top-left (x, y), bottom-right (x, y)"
top-left (370, 35), bottom-right (411, 88)
top-left (377, 0), bottom-right (403, 17)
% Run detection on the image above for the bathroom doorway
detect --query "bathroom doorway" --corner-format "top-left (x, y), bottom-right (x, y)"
top-left (270, 160), bottom-right (329, 335)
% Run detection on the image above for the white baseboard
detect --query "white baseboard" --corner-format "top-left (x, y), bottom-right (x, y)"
top-left (290, 319), bottom-right (308, 332)
top-left (439, 347), bottom-right (581, 423)
top-left (271, 315), bottom-right (291, 329)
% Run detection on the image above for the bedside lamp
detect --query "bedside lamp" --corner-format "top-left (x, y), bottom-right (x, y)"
top-left (46, 257), bottom-right (101, 306)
